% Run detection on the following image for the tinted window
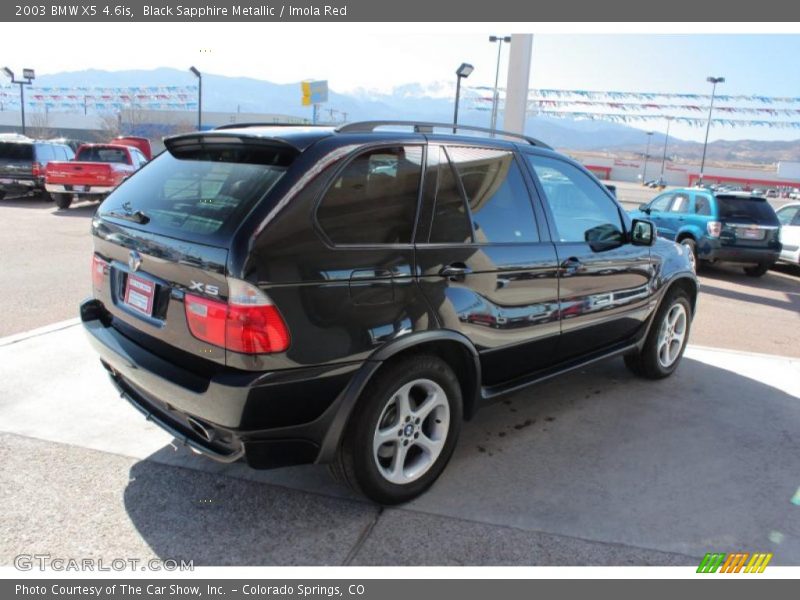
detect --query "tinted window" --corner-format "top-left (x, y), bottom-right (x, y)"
top-left (0, 142), bottom-right (34, 161)
top-left (649, 194), bottom-right (673, 212)
top-left (776, 206), bottom-right (799, 225)
top-left (447, 146), bottom-right (538, 243)
top-left (694, 195), bottom-right (712, 216)
top-left (527, 155), bottom-right (623, 244)
top-left (428, 148), bottom-right (471, 244)
top-left (716, 196), bottom-right (779, 225)
top-left (99, 144), bottom-right (293, 239)
top-left (317, 146), bottom-right (422, 245)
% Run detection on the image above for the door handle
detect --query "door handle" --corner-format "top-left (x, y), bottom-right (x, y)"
top-left (560, 257), bottom-right (583, 275)
top-left (439, 263), bottom-right (472, 279)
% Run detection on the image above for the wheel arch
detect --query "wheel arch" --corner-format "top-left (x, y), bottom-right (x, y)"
top-left (315, 330), bottom-right (481, 464)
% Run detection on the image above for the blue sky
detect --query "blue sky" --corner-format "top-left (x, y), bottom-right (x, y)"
top-left (2, 25), bottom-right (799, 142)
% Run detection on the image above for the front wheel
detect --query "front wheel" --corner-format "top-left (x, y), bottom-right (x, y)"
top-left (624, 289), bottom-right (693, 379)
top-left (743, 263), bottom-right (771, 277)
top-left (333, 355), bottom-right (462, 505)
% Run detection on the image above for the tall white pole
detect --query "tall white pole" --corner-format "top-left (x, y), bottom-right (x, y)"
top-left (503, 34), bottom-right (533, 134)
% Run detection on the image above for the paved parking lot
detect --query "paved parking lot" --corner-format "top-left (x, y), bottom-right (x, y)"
top-left (0, 187), bottom-right (798, 566)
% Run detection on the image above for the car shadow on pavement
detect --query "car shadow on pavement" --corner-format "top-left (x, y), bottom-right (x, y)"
top-left (0, 196), bottom-right (53, 210)
top-left (49, 203), bottom-right (99, 217)
top-left (122, 356), bottom-right (800, 565)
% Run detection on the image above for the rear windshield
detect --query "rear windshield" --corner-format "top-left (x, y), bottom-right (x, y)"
top-left (716, 197), bottom-right (779, 225)
top-left (77, 147), bottom-right (130, 164)
top-left (98, 143), bottom-right (294, 241)
top-left (0, 142), bottom-right (34, 161)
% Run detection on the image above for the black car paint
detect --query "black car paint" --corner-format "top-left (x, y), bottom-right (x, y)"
top-left (81, 125), bottom-right (697, 469)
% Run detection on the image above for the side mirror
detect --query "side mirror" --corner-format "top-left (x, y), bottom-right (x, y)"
top-left (631, 219), bottom-right (656, 246)
top-left (638, 203), bottom-right (651, 214)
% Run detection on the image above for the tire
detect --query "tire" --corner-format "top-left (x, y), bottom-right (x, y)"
top-left (333, 354), bottom-right (463, 505)
top-left (624, 288), bottom-right (693, 379)
top-left (743, 263), bottom-right (771, 277)
top-left (52, 193), bottom-right (73, 209)
top-left (678, 238), bottom-right (697, 272)
top-left (0, 191), bottom-right (5, 200)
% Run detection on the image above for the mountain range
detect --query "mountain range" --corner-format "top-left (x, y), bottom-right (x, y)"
top-left (24, 68), bottom-right (800, 164)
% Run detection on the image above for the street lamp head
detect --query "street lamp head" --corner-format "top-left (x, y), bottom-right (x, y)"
top-left (189, 66), bottom-right (201, 78)
top-left (2, 67), bottom-right (13, 80)
top-left (489, 35), bottom-right (498, 42)
top-left (22, 68), bottom-right (35, 80)
top-left (706, 76), bottom-right (725, 84)
top-left (489, 36), bottom-right (512, 43)
top-left (456, 63), bottom-right (474, 78)
top-left (503, 36), bottom-right (512, 43)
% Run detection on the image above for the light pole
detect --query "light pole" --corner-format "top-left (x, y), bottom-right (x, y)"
top-left (453, 63), bottom-right (474, 133)
top-left (3, 67), bottom-right (35, 136)
top-left (488, 35), bottom-right (511, 132)
top-left (699, 76), bottom-right (725, 186)
top-left (659, 117), bottom-right (672, 185)
top-left (189, 66), bottom-right (202, 131)
top-left (641, 131), bottom-right (654, 185)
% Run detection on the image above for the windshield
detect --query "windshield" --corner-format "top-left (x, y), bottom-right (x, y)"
top-left (717, 197), bottom-right (779, 225)
top-left (98, 144), bottom-right (294, 241)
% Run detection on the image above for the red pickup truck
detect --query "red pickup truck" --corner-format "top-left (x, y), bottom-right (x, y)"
top-left (45, 139), bottom-right (150, 209)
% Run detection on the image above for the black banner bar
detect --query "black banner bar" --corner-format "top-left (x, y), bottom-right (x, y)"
top-left (3, 0), bottom-right (800, 22)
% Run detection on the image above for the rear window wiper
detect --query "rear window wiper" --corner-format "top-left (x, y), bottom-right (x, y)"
top-left (105, 209), bottom-right (151, 224)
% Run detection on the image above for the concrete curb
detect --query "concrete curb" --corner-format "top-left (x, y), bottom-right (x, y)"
top-left (0, 317), bottom-right (81, 347)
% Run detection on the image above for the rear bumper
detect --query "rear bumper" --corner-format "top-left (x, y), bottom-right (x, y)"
top-left (80, 298), bottom-right (361, 469)
top-left (45, 183), bottom-right (115, 195)
top-left (0, 178), bottom-right (39, 194)
top-left (697, 239), bottom-right (781, 264)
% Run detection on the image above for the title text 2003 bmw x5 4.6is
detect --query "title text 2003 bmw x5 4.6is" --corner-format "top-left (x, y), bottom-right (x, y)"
top-left (81, 122), bottom-right (697, 504)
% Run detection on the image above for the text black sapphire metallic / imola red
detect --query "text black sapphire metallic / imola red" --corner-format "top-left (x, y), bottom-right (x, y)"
top-left (81, 121), bottom-right (697, 504)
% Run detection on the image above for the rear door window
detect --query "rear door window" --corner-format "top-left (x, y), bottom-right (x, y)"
top-left (98, 142), bottom-right (295, 242)
top-left (668, 193), bottom-right (691, 213)
top-left (446, 146), bottom-right (538, 244)
top-left (716, 196), bottom-right (779, 225)
top-left (428, 147), bottom-right (472, 244)
top-left (316, 146), bottom-right (422, 245)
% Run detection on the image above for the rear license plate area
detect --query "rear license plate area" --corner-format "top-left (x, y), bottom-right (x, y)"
top-left (123, 273), bottom-right (156, 316)
top-left (739, 227), bottom-right (765, 240)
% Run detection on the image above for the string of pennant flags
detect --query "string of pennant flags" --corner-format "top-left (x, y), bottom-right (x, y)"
top-left (466, 87), bottom-right (800, 129)
top-left (472, 86), bottom-right (800, 104)
top-left (0, 85), bottom-right (199, 111)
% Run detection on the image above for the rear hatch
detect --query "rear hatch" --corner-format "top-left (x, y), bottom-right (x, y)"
top-left (716, 194), bottom-right (781, 249)
top-left (0, 141), bottom-right (35, 182)
top-left (91, 134), bottom-right (297, 369)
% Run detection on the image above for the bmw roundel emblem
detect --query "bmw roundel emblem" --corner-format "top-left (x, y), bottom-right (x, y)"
top-left (128, 250), bottom-right (142, 272)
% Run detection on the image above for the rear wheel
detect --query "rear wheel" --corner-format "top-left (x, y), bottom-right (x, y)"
top-left (678, 238), bottom-right (697, 272)
top-left (743, 263), bottom-right (771, 277)
top-left (333, 355), bottom-right (462, 505)
top-left (624, 288), bottom-right (692, 379)
top-left (53, 193), bottom-right (73, 209)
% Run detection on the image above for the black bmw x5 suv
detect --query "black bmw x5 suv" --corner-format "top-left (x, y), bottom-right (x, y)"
top-left (81, 121), bottom-right (697, 504)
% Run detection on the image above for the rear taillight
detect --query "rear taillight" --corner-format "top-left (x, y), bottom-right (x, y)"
top-left (707, 221), bottom-right (722, 238)
top-left (184, 279), bottom-right (290, 355)
top-left (91, 255), bottom-right (109, 290)
top-left (32, 162), bottom-right (43, 178)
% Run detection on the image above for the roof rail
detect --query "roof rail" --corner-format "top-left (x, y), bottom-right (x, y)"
top-left (335, 120), bottom-right (552, 149)
top-left (213, 122), bottom-right (321, 131)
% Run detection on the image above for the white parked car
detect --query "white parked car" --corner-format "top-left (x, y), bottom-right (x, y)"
top-left (776, 202), bottom-right (800, 266)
